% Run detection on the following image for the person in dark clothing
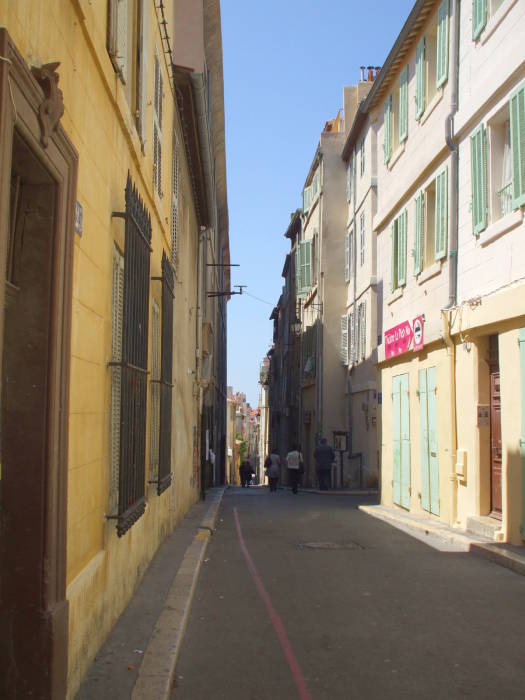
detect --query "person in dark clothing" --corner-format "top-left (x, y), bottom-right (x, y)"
top-left (239, 459), bottom-right (251, 487)
top-left (314, 437), bottom-right (334, 490)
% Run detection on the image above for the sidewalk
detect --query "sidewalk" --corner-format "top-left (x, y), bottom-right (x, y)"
top-left (298, 487), bottom-right (379, 496)
top-left (359, 503), bottom-right (525, 578)
top-left (76, 487), bottom-right (225, 700)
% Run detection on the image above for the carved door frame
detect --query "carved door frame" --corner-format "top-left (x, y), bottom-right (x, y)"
top-left (0, 29), bottom-right (78, 698)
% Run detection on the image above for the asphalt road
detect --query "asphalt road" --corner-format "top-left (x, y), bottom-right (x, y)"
top-left (173, 486), bottom-right (525, 699)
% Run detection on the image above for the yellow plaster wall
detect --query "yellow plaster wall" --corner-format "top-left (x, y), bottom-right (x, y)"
top-left (1, 1), bottom-right (201, 695)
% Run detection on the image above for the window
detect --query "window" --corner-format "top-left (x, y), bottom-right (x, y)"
top-left (302, 323), bottom-right (317, 381)
top-left (349, 311), bottom-right (356, 364)
top-left (415, 6), bottom-right (445, 120)
top-left (153, 47), bottom-right (163, 198)
top-left (391, 209), bottom-right (407, 291)
top-left (344, 229), bottom-right (354, 283)
top-left (295, 240), bottom-right (312, 296)
top-left (107, 0), bottom-right (129, 83)
top-left (360, 137), bottom-right (365, 177)
top-left (312, 170), bottom-right (320, 198)
top-left (158, 253), bottom-right (174, 495)
top-left (415, 37), bottom-right (427, 120)
top-left (360, 212), bottom-right (365, 267)
top-left (109, 174), bottom-right (152, 536)
top-left (413, 170), bottom-right (447, 274)
top-left (399, 65), bottom-right (409, 143)
top-left (340, 315), bottom-right (349, 365)
top-left (171, 133), bottom-right (179, 266)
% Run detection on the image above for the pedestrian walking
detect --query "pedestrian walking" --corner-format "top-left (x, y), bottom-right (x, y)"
top-left (239, 459), bottom-right (251, 488)
top-left (265, 449), bottom-right (280, 492)
top-left (314, 437), bottom-right (334, 490)
top-left (286, 444), bottom-right (303, 495)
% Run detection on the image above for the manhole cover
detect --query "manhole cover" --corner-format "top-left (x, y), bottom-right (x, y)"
top-left (298, 541), bottom-right (363, 550)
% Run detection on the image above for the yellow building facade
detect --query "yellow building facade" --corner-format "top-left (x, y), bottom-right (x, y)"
top-left (0, 1), bottom-right (228, 697)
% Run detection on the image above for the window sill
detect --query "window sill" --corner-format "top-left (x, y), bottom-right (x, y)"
top-left (387, 141), bottom-right (406, 171)
top-left (480, 0), bottom-right (518, 45)
top-left (387, 286), bottom-right (404, 306)
top-left (479, 207), bottom-right (523, 247)
top-left (418, 88), bottom-right (444, 127)
top-left (416, 260), bottom-right (443, 285)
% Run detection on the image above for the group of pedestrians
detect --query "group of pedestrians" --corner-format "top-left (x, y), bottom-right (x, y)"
top-left (262, 437), bottom-right (335, 493)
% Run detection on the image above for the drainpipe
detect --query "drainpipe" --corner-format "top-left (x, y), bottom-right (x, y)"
top-left (443, 0), bottom-right (460, 526)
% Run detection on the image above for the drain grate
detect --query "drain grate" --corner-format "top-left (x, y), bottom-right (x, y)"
top-left (298, 541), bottom-right (364, 550)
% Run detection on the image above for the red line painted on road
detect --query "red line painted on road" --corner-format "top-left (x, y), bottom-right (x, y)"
top-left (233, 507), bottom-right (312, 700)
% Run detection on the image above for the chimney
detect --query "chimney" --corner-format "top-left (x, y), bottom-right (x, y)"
top-left (375, 66), bottom-right (381, 78)
top-left (360, 66), bottom-right (365, 81)
top-left (367, 66), bottom-right (374, 82)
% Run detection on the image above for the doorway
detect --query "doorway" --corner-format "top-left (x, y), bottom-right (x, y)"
top-left (489, 335), bottom-right (502, 518)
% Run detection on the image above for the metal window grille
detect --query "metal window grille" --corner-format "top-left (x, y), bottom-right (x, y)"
top-left (153, 49), bottom-right (163, 197)
top-left (158, 252), bottom-right (174, 495)
top-left (109, 246), bottom-right (124, 515)
top-left (110, 173), bottom-right (152, 536)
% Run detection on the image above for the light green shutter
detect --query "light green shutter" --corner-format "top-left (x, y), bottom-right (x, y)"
top-left (436, 0), bottom-right (449, 88)
top-left (303, 186), bottom-right (312, 214)
top-left (470, 124), bottom-right (487, 235)
top-left (400, 373), bottom-right (411, 509)
top-left (399, 65), bottom-right (408, 142)
top-left (303, 240), bottom-right (312, 290)
top-left (384, 95), bottom-right (392, 164)
top-left (295, 246), bottom-right (302, 296)
top-left (434, 168), bottom-right (448, 260)
top-left (472, 0), bottom-right (487, 40)
top-left (510, 82), bottom-right (525, 209)
top-left (393, 375), bottom-right (402, 506)
top-left (519, 328), bottom-right (525, 537)
top-left (419, 369), bottom-right (430, 512)
top-left (397, 209), bottom-right (407, 286)
top-left (391, 222), bottom-right (397, 292)
top-left (415, 37), bottom-right (426, 120)
top-left (414, 191), bottom-right (424, 275)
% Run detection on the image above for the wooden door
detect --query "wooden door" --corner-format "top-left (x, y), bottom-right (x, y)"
top-left (393, 373), bottom-right (410, 508)
top-left (419, 368), bottom-right (439, 515)
top-left (490, 371), bottom-right (502, 517)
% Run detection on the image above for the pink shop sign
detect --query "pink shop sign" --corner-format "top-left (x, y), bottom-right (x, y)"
top-left (385, 320), bottom-right (413, 359)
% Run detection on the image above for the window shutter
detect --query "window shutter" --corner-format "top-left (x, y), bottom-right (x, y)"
top-left (397, 210), bottom-right (407, 286)
top-left (360, 212), bottom-right (365, 267)
top-left (171, 135), bottom-right (179, 265)
top-left (340, 315), bottom-right (349, 365)
top-left (312, 172), bottom-right (319, 198)
top-left (414, 191), bottom-right (424, 275)
top-left (434, 168), bottom-right (448, 259)
top-left (510, 83), bottom-right (525, 209)
top-left (349, 311), bottom-right (355, 364)
top-left (416, 36), bottom-right (426, 120)
top-left (472, 0), bottom-right (487, 40)
top-left (399, 65), bottom-right (408, 143)
top-left (391, 222), bottom-right (397, 292)
top-left (437, 0), bottom-right (449, 88)
top-left (149, 299), bottom-right (160, 479)
top-left (137, 0), bottom-right (148, 143)
top-left (346, 162), bottom-right (352, 202)
top-left (360, 301), bottom-right (366, 360)
top-left (303, 186), bottom-right (312, 214)
top-left (110, 246), bottom-right (124, 515)
top-left (303, 240), bottom-right (312, 290)
top-left (116, 0), bottom-right (128, 82)
top-left (107, 0), bottom-right (119, 65)
top-left (295, 246), bottom-right (301, 295)
top-left (384, 95), bottom-right (392, 163)
top-left (470, 125), bottom-right (487, 235)
top-left (344, 233), bottom-right (350, 282)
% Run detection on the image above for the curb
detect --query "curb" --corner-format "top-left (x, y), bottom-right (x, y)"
top-left (131, 487), bottom-right (225, 700)
top-left (359, 504), bottom-right (525, 578)
top-left (299, 488), bottom-right (379, 497)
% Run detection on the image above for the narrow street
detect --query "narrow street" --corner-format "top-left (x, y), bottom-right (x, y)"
top-left (173, 487), bottom-right (525, 700)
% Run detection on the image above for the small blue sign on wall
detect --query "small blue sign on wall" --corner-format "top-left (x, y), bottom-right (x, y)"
top-left (75, 201), bottom-right (83, 236)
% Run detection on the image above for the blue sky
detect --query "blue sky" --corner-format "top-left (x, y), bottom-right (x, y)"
top-left (222, 0), bottom-right (415, 407)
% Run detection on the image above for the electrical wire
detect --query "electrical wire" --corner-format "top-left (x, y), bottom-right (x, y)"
top-left (244, 291), bottom-right (274, 306)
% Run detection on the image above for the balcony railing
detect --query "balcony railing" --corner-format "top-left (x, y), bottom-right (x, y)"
top-left (497, 182), bottom-right (513, 218)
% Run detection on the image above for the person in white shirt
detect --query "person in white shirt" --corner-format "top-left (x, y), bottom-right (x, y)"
top-left (286, 445), bottom-right (303, 495)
